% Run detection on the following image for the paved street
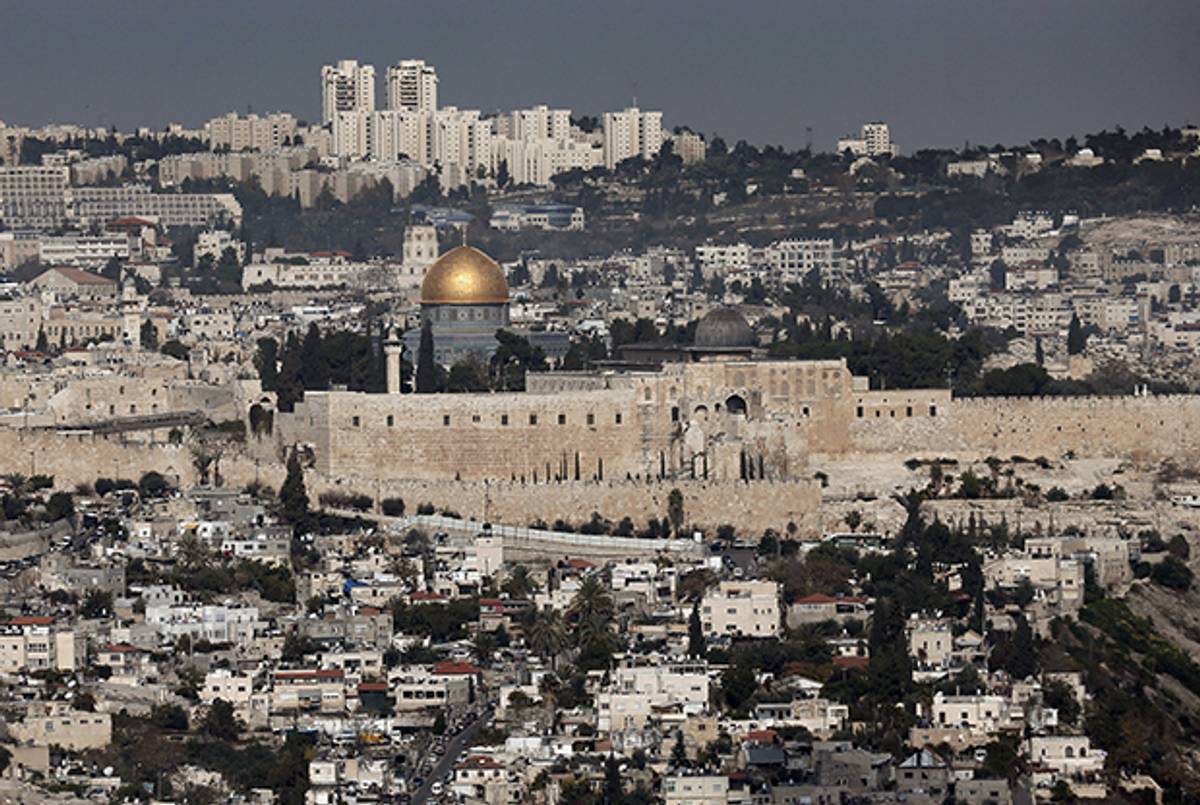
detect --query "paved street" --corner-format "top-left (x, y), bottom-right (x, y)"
top-left (409, 711), bottom-right (486, 805)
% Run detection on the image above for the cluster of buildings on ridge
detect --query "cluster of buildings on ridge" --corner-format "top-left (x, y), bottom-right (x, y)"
top-left (0, 467), bottom-right (1168, 803)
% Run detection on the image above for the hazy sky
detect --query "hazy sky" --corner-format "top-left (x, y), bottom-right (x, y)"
top-left (3, 1), bottom-right (1198, 150)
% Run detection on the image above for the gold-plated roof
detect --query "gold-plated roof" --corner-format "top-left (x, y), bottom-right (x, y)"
top-left (420, 246), bottom-right (510, 305)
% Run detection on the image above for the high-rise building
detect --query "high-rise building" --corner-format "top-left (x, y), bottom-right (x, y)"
top-left (836, 122), bottom-right (898, 157)
top-left (386, 60), bottom-right (438, 113)
top-left (321, 60), bottom-right (376, 125)
top-left (204, 112), bottom-right (298, 152)
top-left (508, 105), bottom-right (571, 142)
top-left (601, 107), bottom-right (663, 169)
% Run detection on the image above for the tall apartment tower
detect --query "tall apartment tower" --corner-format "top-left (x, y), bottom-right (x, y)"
top-left (602, 107), bottom-right (664, 169)
top-left (321, 60), bottom-right (376, 125)
top-left (386, 60), bottom-right (438, 113)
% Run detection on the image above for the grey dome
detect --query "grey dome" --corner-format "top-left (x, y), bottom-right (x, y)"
top-left (694, 307), bottom-right (755, 349)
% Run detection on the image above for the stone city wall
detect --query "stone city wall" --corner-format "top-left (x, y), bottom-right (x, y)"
top-left (842, 394), bottom-right (1200, 464)
top-left (305, 475), bottom-right (824, 536)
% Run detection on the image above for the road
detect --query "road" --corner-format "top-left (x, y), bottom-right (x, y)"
top-left (409, 710), bottom-right (486, 805)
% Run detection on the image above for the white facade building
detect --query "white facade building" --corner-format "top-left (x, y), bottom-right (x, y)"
top-left (386, 60), bottom-right (438, 113)
top-left (321, 60), bottom-right (376, 125)
top-left (602, 107), bottom-right (664, 169)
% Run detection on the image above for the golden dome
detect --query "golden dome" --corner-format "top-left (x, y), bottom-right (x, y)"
top-left (420, 246), bottom-right (510, 305)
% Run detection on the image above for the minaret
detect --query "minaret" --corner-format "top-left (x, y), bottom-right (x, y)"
top-left (384, 325), bottom-right (403, 394)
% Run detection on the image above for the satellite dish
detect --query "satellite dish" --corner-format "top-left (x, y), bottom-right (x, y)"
top-left (103, 766), bottom-right (114, 777)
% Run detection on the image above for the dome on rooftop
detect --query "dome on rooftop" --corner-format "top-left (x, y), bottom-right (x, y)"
top-left (420, 246), bottom-right (509, 305)
top-left (694, 307), bottom-right (755, 349)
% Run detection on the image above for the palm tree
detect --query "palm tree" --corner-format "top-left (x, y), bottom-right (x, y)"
top-left (502, 564), bottom-right (539, 598)
top-left (569, 575), bottom-right (615, 649)
top-left (527, 609), bottom-right (566, 670)
top-left (177, 532), bottom-right (209, 569)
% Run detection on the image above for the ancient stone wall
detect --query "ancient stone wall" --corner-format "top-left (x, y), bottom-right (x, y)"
top-left (843, 394), bottom-right (1200, 463)
top-left (305, 474), bottom-right (824, 536)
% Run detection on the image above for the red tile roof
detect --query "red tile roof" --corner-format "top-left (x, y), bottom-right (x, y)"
top-left (8, 616), bottom-right (54, 626)
top-left (833, 656), bottom-right (870, 671)
top-left (36, 267), bottom-right (116, 286)
top-left (432, 660), bottom-right (481, 676)
top-left (793, 593), bottom-right (867, 605)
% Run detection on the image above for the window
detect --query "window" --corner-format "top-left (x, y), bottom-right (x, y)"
top-left (443, 415), bottom-right (451, 426)
top-left (386, 415), bottom-right (394, 427)
top-left (906, 406), bottom-right (913, 417)
top-left (586, 413), bottom-right (594, 425)
top-left (929, 405), bottom-right (937, 417)
top-left (529, 414), bottom-right (538, 425)
top-left (558, 414), bottom-right (566, 425)
top-left (615, 413), bottom-right (623, 424)
top-left (472, 414), bottom-right (480, 423)
top-left (671, 406), bottom-right (679, 422)
top-left (856, 406), bottom-right (864, 418)
top-left (501, 414), bottom-right (508, 426)
top-left (351, 416), bottom-right (360, 427)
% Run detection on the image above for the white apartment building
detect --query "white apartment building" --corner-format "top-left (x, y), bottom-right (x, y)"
top-left (673, 131), bottom-right (707, 164)
top-left (386, 60), bottom-right (438, 113)
top-left (695, 242), bottom-right (753, 274)
top-left (242, 250), bottom-right (382, 291)
top-left (143, 603), bottom-right (265, 645)
top-left (763, 238), bottom-right (838, 281)
top-left (0, 616), bottom-right (80, 673)
top-left (491, 136), bottom-right (602, 186)
top-left (663, 774), bottom-right (728, 805)
top-left (931, 692), bottom-right (1018, 733)
top-left (0, 295), bottom-right (41, 350)
top-left (701, 580), bottom-right (780, 638)
top-left (321, 60), bottom-right (376, 125)
top-left (69, 185), bottom-right (242, 228)
top-left (37, 235), bottom-right (131, 268)
top-left (602, 107), bottom-right (664, 169)
top-left (508, 105), bottom-right (572, 142)
top-left (0, 166), bottom-right (70, 229)
top-left (195, 229), bottom-right (244, 266)
top-left (1026, 736), bottom-right (1105, 776)
top-left (370, 110), bottom-right (430, 162)
top-left (205, 111), bottom-right (298, 152)
top-left (597, 659), bottom-right (710, 731)
top-left (201, 669), bottom-right (256, 706)
top-left (837, 122), bottom-right (898, 157)
top-left (332, 109), bottom-right (371, 159)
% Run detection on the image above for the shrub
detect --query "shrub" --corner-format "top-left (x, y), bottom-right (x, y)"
top-left (1151, 557), bottom-right (1193, 591)
top-left (381, 497), bottom-right (406, 517)
top-left (1045, 487), bottom-right (1070, 502)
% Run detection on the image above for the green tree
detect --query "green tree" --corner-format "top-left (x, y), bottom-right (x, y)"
top-left (81, 589), bottom-right (113, 618)
top-left (667, 488), bottom-right (686, 537)
top-left (139, 319), bottom-right (158, 350)
top-left (1067, 314), bottom-right (1087, 355)
top-left (45, 491), bottom-right (74, 521)
top-left (527, 609), bottom-right (566, 670)
top-left (687, 601), bottom-right (706, 658)
top-left (300, 323), bottom-right (330, 390)
top-left (276, 332), bottom-right (304, 412)
top-left (256, 338), bottom-right (280, 391)
top-left (203, 698), bottom-right (244, 741)
top-left (278, 450), bottom-right (309, 529)
top-left (416, 318), bottom-right (437, 393)
top-left (720, 661), bottom-right (757, 711)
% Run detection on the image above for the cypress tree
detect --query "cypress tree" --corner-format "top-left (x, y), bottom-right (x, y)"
top-left (1067, 314), bottom-right (1086, 355)
top-left (300, 323), bottom-right (330, 390)
top-left (688, 601), bottom-right (705, 658)
top-left (278, 449), bottom-right (309, 530)
top-left (277, 332), bottom-right (304, 412)
top-left (416, 318), bottom-right (436, 393)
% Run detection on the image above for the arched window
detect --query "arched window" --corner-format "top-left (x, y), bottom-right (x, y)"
top-left (725, 395), bottom-right (747, 415)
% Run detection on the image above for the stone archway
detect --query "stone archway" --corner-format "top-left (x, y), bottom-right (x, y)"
top-left (725, 394), bottom-right (747, 416)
